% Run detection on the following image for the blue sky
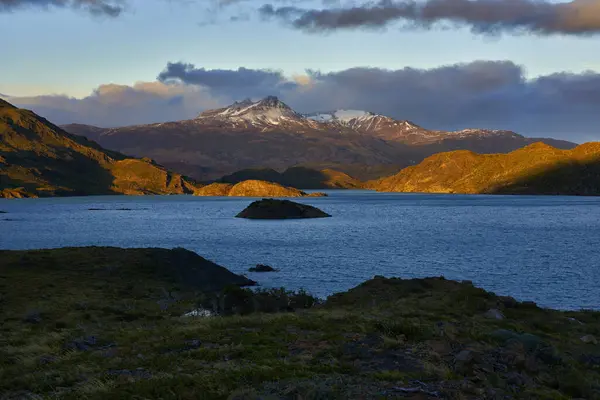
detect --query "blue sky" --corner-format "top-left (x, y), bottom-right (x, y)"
top-left (1, 0), bottom-right (600, 140)
top-left (2, 0), bottom-right (599, 98)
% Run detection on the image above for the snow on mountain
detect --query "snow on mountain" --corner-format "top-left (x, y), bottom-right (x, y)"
top-left (197, 96), bottom-right (308, 127)
top-left (306, 109), bottom-right (426, 139)
top-left (193, 96), bottom-right (522, 143)
top-left (305, 109), bottom-right (375, 124)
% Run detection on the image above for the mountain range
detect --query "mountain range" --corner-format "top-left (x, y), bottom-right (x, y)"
top-left (0, 99), bottom-right (197, 198)
top-left (367, 142), bottom-right (600, 195)
top-left (62, 96), bottom-right (576, 182)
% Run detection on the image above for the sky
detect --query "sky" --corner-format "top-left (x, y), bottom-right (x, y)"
top-left (1, 0), bottom-right (600, 141)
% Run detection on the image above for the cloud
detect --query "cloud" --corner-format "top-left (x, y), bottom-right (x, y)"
top-left (157, 62), bottom-right (299, 99)
top-left (5, 61), bottom-right (600, 140)
top-left (0, 0), bottom-right (127, 16)
top-left (259, 0), bottom-right (600, 36)
top-left (2, 82), bottom-right (223, 127)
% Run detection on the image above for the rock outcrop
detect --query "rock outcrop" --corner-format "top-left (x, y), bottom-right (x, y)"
top-left (236, 199), bottom-right (331, 219)
top-left (194, 180), bottom-right (327, 198)
top-left (193, 183), bottom-right (234, 197)
top-left (0, 246), bottom-right (255, 292)
top-left (62, 96), bottom-right (576, 182)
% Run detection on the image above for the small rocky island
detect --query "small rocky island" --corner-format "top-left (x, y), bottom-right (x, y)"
top-left (236, 199), bottom-right (332, 219)
top-left (249, 264), bottom-right (279, 272)
top-left (194, 180), bottom-right (327, 198)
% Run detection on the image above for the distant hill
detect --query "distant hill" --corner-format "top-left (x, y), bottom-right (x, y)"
top-left (368, 142), bottom-right (600, 195)
top-left (218, 167), bottom-right (363, 189)
top-left (194, 180), bottom-right (325, 197)
top-left (62, 96), bottom-right (576, 182)
top-left (0, 99), bottom-right (198, 198)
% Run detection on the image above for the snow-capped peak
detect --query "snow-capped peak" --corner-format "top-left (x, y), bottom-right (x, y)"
top-left (305, 109), bottom-right (423, 134)
top-left (196, 96), bottom-right (304, 126)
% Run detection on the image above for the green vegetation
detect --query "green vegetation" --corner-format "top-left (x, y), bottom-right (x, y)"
top-left (370, 142), bottom-right (600, 195)
top-left (0, 100), bottom-right (198, 198)
top-left (1, 247), bottom-right (600, 399)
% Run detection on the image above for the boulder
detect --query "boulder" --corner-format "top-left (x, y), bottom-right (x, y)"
top-left (581, 335), bottom-right (598, 345)
top-left (236, 199), bottom-right (331, 219)
top-left (484, 308), bottom-right (505, 320)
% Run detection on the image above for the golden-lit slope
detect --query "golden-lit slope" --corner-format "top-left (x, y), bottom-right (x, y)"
top-left (369, 142), bottom-right (600, 195)
top-left (194, 180), bottom-right (326, 197)
top-left (0, 99), bottom-right (197, 198)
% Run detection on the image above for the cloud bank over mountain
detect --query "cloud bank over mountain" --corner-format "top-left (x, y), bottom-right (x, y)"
top-left (3, 60), bottom-right (600, 141)
top-left (259, 0), bottom-right (600, 36)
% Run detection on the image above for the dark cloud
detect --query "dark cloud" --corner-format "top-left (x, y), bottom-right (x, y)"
top-left (5, 61), bottom-right (600, 141)
top-left (0, 0), bottom-right (126, 16)
top-left (259, 0), bottom-right (600, 36)
top-left (283, 61), bottom-right (600, 139)
top-left (157, 62), bottom-right (298, 99)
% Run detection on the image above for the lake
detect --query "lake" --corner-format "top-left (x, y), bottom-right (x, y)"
top-left (1, 190), bottom-right (599, 310)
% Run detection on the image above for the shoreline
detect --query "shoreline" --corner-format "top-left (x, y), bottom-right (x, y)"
top-left (1, 246), bottom-right (599, 399)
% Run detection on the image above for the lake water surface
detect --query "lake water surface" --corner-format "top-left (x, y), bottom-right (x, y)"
top-left (1, 190), bottom-right (599, 310)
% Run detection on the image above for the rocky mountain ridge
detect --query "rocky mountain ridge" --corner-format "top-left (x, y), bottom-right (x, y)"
top-left (61, 96), bottom-right (576, 182)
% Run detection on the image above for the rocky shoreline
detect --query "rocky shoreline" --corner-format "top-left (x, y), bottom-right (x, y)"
top-left (1, 246), bottom-right (599, 399)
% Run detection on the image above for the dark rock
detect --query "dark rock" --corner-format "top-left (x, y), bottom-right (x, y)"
top-left (23, 311), bottom-right (42, 324)
top-left (580, 354), bottom-right (600, 366)
top-left (489, 329), bottom-right (520, 343)
top-left (185, 339), bottom-right (202, 349)
top-left (63, 336), bottom-right (116, 352)
top-left (484, 308), bottom-right (505, 320)
top-left (107, 368), bottom-right (152, 380)
top-left (515, 333), bottom-right (545, 352)
top-left (498, 295), bottom-right (518, 308)
top-left (0, 211), bottom-right (6, 213)
top-left (236, 199), bottom-right (331, 219)
top-left (249, 264), bottom-right (278, 272)
top-left (455, 349), bottom-right (474, 363)
top-left (581, 335), bottom-right (598, 344)
top-left (520, 301), bottom-right (538, 309)
top-left (38, 355), bottom-right (57, 365)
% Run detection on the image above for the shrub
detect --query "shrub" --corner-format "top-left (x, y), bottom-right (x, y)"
top-left (200, 286), bottom-right (320, 316)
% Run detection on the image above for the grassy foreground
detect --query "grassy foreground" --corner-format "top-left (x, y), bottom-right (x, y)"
top-left (1, 247), bottom-right (600, 399)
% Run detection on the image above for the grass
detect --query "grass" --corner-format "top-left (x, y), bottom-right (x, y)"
top-left (1, 248), bottom-right (600, 399)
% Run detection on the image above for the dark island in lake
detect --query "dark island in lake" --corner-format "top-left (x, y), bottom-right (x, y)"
top-left (236, 199), bottom-right (332, 219)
